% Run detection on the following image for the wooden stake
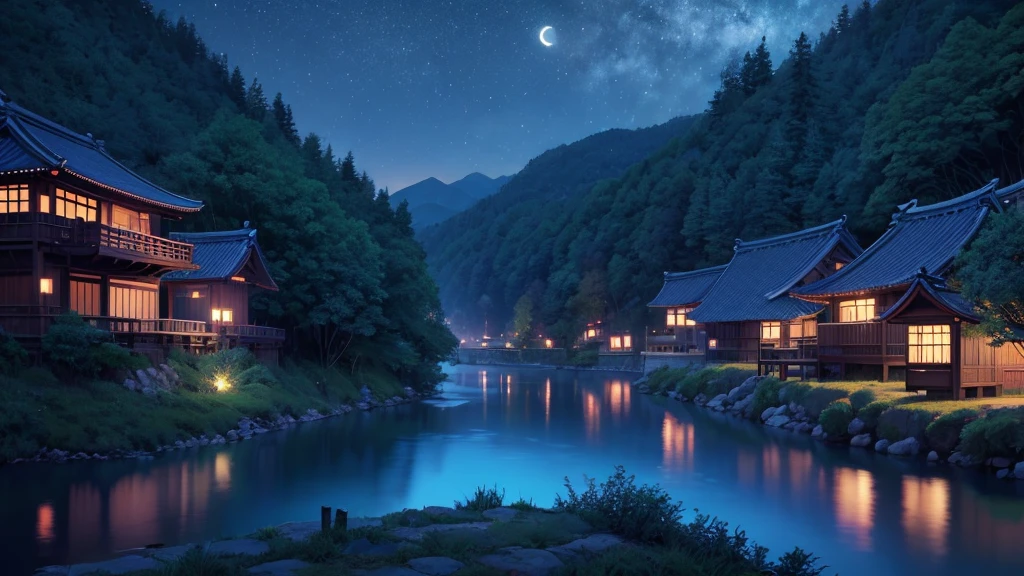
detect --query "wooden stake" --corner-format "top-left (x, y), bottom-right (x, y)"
top-left (334, 508), bottom-right (348, 532)
top-left (321, 506), bottom-right (331, 533)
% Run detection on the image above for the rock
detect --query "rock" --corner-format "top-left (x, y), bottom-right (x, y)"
top-left (547, 534), bottom-right (624, 557)
top-left (208, 538), bottom-right (271, 556)
top-left (706, 393), bottom-right (729, 409)
top-left (694, 393), bottom-right (708, 406)
top-left (238, 418), bottom-right (253, 431)
top-left (479, 548), bottom-right (564, 576)
top-left (226, 430), bottom-right (239, 442)
top-left (783, 421), bottom-right (799, 431)
top-left (637, 384), bottom-right (651, 394)
top-left (667, 391), bottom-right (679, 401)
top-left (1014, 462), bottom-right (1024, 480)
top-left (343, 537), bottom-right (403, 557)
top-left (761, 407), bottom-right (777, 423)
top-left (352, 568), bottom-right (423, 576)
top-left (887, 437), bottom-right (920, 457)
top-left (123, 378), bottom-right (138, 392)
top-left (872, 439), bottom-right (889, 453)
top-left (248, 559), bottom-right (311, 576)
top-left (390, 522), bottom-right (491, 541)
top-left (927, 451), bottom-right (939, 462)
top-left (727, 376), bottom-right (759, 401)
top-left (774, 405), bottom-right (789, 417)
top-left (797, 422), bottom-right (815, 434)
top-left (947, 451), bottom-right (963, 465)
top-left (482, 507), bottom-right (518, 522)
top-left (996, 469), bottom-right (1011, 480)
top-left (67, 555), bottom-right (160, 575)
top-left (404, 386), bottom-right (418, 398)
top-left (811, 425), bottom-right (824, 439)
top-left (990, 457), bottom-right (1012, 469)
top-left (847, 418), bottom-right (866, 436)
top-left (407, 556), bottom-right (465, 576)
top-left (765, 414), bottom-right (791, 428)
top-left (850, 434), bottom-right (872, 448)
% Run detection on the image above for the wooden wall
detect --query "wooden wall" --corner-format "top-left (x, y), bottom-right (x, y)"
top-left (961, 337), bottom-right (1024, 390)
top-left (168, 282), bottom-right (249, 326)
top-left (706, 321), bottom-right (760, 363)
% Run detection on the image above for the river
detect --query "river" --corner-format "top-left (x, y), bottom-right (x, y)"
top-left (1, 365), bottom-right (1023, 574)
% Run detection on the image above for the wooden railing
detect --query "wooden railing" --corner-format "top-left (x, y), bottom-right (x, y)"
top-left (818, 322), bottom-right (907, 359)
top-left (0, 212), bottom-right (74, 243)
top-left (646, 327), bottom-right (705, 353)
top-left (0, 213), bottom-right (193, 263)
top-left (88, 317), bottom-right (210, 335)
top-left (222, 324), bottom-right (286, 341)
top-left (93, 223), bottom-right (193, 262)
top-left (760, 339), bottom-right (818, 362)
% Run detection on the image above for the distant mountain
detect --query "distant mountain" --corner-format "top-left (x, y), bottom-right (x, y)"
top-left (390, 173), bottom-right (509, 229)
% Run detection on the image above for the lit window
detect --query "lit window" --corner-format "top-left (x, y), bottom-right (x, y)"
top-left (623, 335), bottom-right (632, 349)
top-left (191, 291), bottom-right (201, 299)
top-left (610, 336), bottom-right (622, 350)
top-left (221, 309), bottom-right (233, 323)
top-left (111, 205), bottom-right (151, 234)
top-left (0, 184), bottom-right (30, 214)
top-left (666, 307), bottom-right (696, 327)
top-left (708, 338), bottom-right (718, 349)
top-left (231, 276), bottom-right (246, 283)
top-left (761, 322), bottom-right (781, 341)
top-left (908, 325), bottom-right (951, 364)
top-left (39, 193), bottom-right (50, 214)
top-left (839, 298), bottom-right (875, 322)
top-left (212, 309), bottom-right (222, 322)
top-left (545, 339), bottom-right (553, 349)
top-left (40, 278), bottom-right (53, 294)
top-left (835, 262), bottom-right (845, 270)
top-left (55, 189), bottom-right (98, 221)
top-left (587, 329), bottom-right (596, 338)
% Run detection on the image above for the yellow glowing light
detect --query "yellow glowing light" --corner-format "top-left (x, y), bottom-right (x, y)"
top-left (708, 338), bottom-right (718, 349)
top-left (545, 339), bottom-right (553, 349)
top-left (214, 375), bottom-right (231, 392)
top-left (191, 291), bottom-right (201, 299)
top-left (40, 278), bottom-right (53, 294)
top-left (480, 342), bottom-right (488, 347)
top-left (505, 342), bottom-right (512, 348)
top-left (231, 276), bottom-right (246, 283)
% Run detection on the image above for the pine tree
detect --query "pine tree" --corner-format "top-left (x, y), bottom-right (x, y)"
top-left (740, 36), bottom-right (773, 95)
top-left (709, 60), bottom-right (743, 121)
top-left (244, 77), bottom-right (267, 121)
top-left (785, 32), bottom-right (815, 166)
top-left (228, 66), bottom-right (246, 108)
top-left (283, 105), bottom-right (298, 145)
top-left (340, 151), bottom-right (357, 182)
top-left (836, 5), bottom-right (852, 34)
top-left (271, 93), bottom-right (299, 145)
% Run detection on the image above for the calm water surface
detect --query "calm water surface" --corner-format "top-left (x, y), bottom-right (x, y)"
top-left (2, 365), bottom-right (1024, 574)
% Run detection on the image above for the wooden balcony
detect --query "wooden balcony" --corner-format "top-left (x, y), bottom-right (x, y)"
top-left (0, 306), bottom-right (214, 339)
top-left (222, 324), bottom-right (286, 343)
top-left (647, 327), bottom-right (705, 353)
top-left (0, 213), bottom-right (194, 268)
top-left (818, 322), bottom-right (907, 364)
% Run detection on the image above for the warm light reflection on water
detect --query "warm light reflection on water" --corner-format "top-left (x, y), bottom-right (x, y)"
top-left (661, 412), bottom-right (694, 472)
top-left (36, 503), bottom-right (54, 544)
top-left (584, 390), bottom-right (600, 440)
top-left (606, 380), bottom-right (630, 419)
top-left (834, 467), bottom-right (875, 551)
top-left (902, 475), bottom-right (949, 556)
top-left (788, 449), bottom-right (813, 497)
top-left (544, 378), bottom-right (551, 426)
top-left (763, 444), bottom-right (781, 495)
top-left (737, 449), bottom-right (757, 487)
top-left (68, 484), bottom-right (100, 557)
top-left (215, 452), bottom-right (231, 491)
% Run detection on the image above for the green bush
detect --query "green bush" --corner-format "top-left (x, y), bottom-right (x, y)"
top-left (158, 546), bottom-right (234, 576)
top-left (849, 389), bottom-right (877, 412)
top-left (41, 313), bottom-right (143, 379)
top-left (959, 410), bottom-right (1024, 460)
top-left (0, 329), bottom-right (28, 375)
top-left (678, 367), bottom-right (720, 399)
top-left (455, 484), bottom-right (505, 511)
top-left (926, 408), bottom-right (982, 453)
top-left (571, 349), bottom-right (599, 367)
top-left (646, 365), bottom-right (689, 394)
top-left (554, 465), bottom-right (683, 544)
top-left (750, 377), bottom-right (784, 419)
top-left (703, 367), bottom-right (756, 397)
top-left (800, 388), bottom-right (849, 420)
top-left (819, 400), bottom-right (854, 438)
top-left (779, 382), bottom-right (812, 405)
top-left (877, 408), bottom-right (935, 442)
top-left (857, 400), bottom-right (895, 430)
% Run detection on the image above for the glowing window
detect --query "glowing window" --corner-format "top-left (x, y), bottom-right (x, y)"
top-left (221, 309), bottom-right (233, 323)
top-left (908, 325), bottom-right (951, 364)
top-left (39, 278), bottom-right (53, 294)
top-left (610, 336), bottom-right (622, 350)
top-left (587, 329), bottom-right (596, 338)
top-left (761, 322), bottom-right (781, 341)
top-left (623, 335), bottom-right (632, 349)
top-left (708, 338), bottom-right (718, 349)
top-left (191, 291), bottom-right (201, 299)
top-left (231, 276), bottom-right (246, 283)
top-left (0, 184), bottom-right (29, 214)
top-left (839, 298), bottom-right (875, 323)
top-left (212, 308), bottom-right (222, 322)
top-left (55, 189), bottom-right (98, 222)
top-left (667, 307), bottom-right (696, 327)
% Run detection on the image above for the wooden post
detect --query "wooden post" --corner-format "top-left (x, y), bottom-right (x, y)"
top-left (880, 320), bottom-right (889, 382)
top-left (321, 506), bottom-right (331, 533)
top-left (334, 508), bottom-right (348, 532)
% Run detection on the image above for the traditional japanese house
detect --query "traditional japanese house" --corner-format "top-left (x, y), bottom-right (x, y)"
top-left (688, 218), bottom-right (863, 378)
top-left (0, 91), bottom-right (213, 354)
top-left (794, 179), bottom-right (1024, 398)
top-left (646, 265), bottom-right (727, 355)
top-left (162, 226), bottom-right (285, 364)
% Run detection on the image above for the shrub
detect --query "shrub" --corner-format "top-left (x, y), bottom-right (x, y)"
top-left (92, 342), bottom-right (149, 374)
top-left (158, 546), bottom-right (234, 576)
top-left (877, 408), bottom-right (935, 442)
top-left (702, 367), bottom-right (756, 397)
top-left (779, 382), bottom-right (812, 405)
top-left (455, 484), bottom-right (505, 511)
top-left (849, 389), bottom-right (877, 412)
top-left (959, 410), bottom-right (1024, 460)
top-left (819, 400), bottom-right (854, 438)
top-left (253, 526), bottom-right (280, 541)
top-left (41, 313), bottom-right (114, 379)
top-left (774, 547), bottom-right (829, 576)
top-left (857, 400), bottom-right (895, 430)
top-left (750, 377), bottom-right (784, 419)
top-left (0, 329), bottom-right (28, 375)
top-left (800, 388), bottom-right (849, 420)
top-left (554, 465), bottom-right (683, 544)
top-left (508, 496), bottom-right (537, 511)
top-left (647, 365), bottom-right (689, 394)
top-left (571, 349), bottom-right (599, 367)
top-left (925, 408), bottom-right (981, 453)
top-left (299, 531), bottom-right (339, 562)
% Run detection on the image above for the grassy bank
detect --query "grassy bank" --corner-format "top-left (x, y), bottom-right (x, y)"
top-left (645, 364), bottom-right (1024, 462)
top-left (116, 467), bottom-right (825, 576)
top-left (0, 321), bottom-right (424, 463)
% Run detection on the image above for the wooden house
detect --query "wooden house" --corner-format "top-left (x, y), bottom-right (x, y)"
top-left (0, 91), bottom-right (214, 354)
top-left (794, 179), bottom-right (1024, 398)
top-left (646, 265), bottom-right (726, 355)
top-left (688, 218), bottom-right (863, 378)
top-left (162, 226), bottom-right (285, 364)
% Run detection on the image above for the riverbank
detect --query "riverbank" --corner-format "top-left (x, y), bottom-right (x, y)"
top-left (636, 366), bottom-right (1024, 481)
top-left (0, 347), bottom-right (437, 466)
top-left (38, 468), bottom-right (826, 576)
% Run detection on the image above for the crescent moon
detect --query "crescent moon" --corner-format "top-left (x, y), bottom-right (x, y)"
top-left (539, 26), bottom-right (554, 47)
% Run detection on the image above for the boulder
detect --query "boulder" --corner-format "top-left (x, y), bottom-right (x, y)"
top-left (947, 451), bottom-right (963, 465)
top-left (797, 422), bottom-right (815, 434)
top-left (732, 395), bottom-right (753, 415)
top-left (66, 555), bottom-right (159, 575)
top-left (761, 407), bottom-right (777, 423)
top-left (248, 559), bottom-right (311, 576)
top-left (887, 437), bottom-right (920, 457)
top-left (208, 538), bottom-right (270, 556)
top-left (774, 405), bottom-right (789, 417)
top-left (482, 507), bottom-right (518, 522)
top-left (637, 384), bottom-right (651, 394)
top-left (1014, 462), bottom-right (1024, 480)
top-left (694, 393), bottom-right (708, 406)
top-left (226, 430), bottom-right (239, 442)
top-left (547, 534), bottom-right (623, 557)
top-left (123, 378), bottom-right (138, 392)
top-left (783, 421), bottom-right (799, 431)
top-left (996, 469), bottom-right (1011, 480)
top-left (765, 414), bottom-right (791, 428)
top-left (811, 425), bottom-right (824, 439)
top-left (927, 451), bottom-right (939, 462)
top-left (847, 418), bottom-right (866, 436)
top-left (990, 457), bottom-right (1012, 469)
top-left (727, 376), bottom-right (760, 401)
top-left (479, 548), bottom-right (564, 576)
top-left (850, 434), bottom-right (872, 448)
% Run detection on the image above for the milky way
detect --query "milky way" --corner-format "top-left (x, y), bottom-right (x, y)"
top-left (153, 0), bottom-right (847, 191)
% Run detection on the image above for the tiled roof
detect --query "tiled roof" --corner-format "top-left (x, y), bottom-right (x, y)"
top-left (163, 228), bottom-right (278, 290)
top-left (647, 265), bottom-right (727, 307)
top-left (0, 97), bottom-right (202, 213)
top-left (795, 180), bottom-right (1001, 298)
top-left (878, 276), bottom-right (981, 324)
top-left (689, 218), bottom-right (862, 323)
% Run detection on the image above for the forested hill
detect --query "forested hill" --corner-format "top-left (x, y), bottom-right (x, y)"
top-left (421, 0), bottom-right (1024, 344)
top-left (0, 0), bottom-right (457, 387)
top-left (419, 114), bottom-right (697, 335)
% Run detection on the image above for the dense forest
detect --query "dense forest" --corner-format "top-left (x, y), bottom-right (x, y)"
top-left (0, 0), bottom-right (457, 387)
top-left (422, 0), bottom-right (1024, 346)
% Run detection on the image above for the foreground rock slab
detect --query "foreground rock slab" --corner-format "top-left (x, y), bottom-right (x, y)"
top-left (208, 538), bottom-right (270, 556)
top-left (65, 555), bottom-right (160, 576)
top-left (479, 547), bottom-right (564, 576)
top-left (248, 559), bottom-right (311, 576)
top-left (390, 522), bottom-right (491, 541)
top-left (407, 556), bottom-right (465, 575)
top-left (547, 534), bottom-right (624, 557)
top-left (344, 537), bottom-right (405, 556)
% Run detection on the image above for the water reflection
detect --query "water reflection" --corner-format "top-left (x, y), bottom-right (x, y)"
top-left (606, 379), bottom-right (630, 420)
top-left (902, 476), bottom-right (949, 556)
top-left (834, 467), bottom-right (875, 551)
top-left (661, 412), bottom-right (693, 472)
top-left (584, 390), bottom-right (600, 440)
top-left (544, 378), bottom-right (551, 427)
top-left (788, 449), bottom-right (813, 497)
top-left (36, 503), bottom-right (54, 545)
top-left (68, 485), bottom-right (101, 558)
top-left (763, 444), bottom-right (781, 495)
top-left (215, 452), bottom-right (231, 491)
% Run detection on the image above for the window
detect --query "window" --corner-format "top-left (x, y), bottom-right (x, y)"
top-left (839, 298), bottom-right (875, 322)
top-left (623, 335), bottom-right (632, 349)
top-left (55, 189), bottom-right (98, 221)
top-left (111, 205), bottom-right (151, 234)
top-left (761, 322), bottom-right (781, 341)
top-left (666, 307), bottom-right (696, 327)
top-left (708, 338), bottom-right (718, 349)
top-left (790, 322), bottom-right (804, 339)
top-left (908, 325), bottom-right (951, 364)
top-left (587, 329), bottom-right (596, 338)
top-left (109, 284), bottom-right (157, 319)
top-left (70, 281), bottom-right (100, 316)
top-left (39, 278), bottom-right (53, 294)
top-left (213, 309), bottom-right (234, 323)
top-left (0, 184), bottom-right (29, 214)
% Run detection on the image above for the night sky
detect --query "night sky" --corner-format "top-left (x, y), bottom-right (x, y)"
top-left (153, 0), bottom-right (849, 192)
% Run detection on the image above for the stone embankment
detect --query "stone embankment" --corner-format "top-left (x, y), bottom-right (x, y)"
top-left (634, 375), bottom-right (1024, 481)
